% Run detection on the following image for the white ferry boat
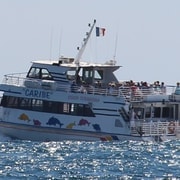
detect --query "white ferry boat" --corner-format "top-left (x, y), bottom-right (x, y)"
top-left (0, 20), bottom-right (179, 142)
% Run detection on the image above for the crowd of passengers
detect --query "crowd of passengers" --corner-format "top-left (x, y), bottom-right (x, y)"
top-left (71, 79), bottom-right (167, 95)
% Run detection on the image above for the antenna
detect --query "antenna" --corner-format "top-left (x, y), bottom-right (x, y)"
top-left (58, 29), bottom-right (63, 57)
top-left (74, 19), bottom-right (96, 64)
top-left (49, 27), bottom-right (53, 61)
top-left (113, 32), bottom-right (118, 61)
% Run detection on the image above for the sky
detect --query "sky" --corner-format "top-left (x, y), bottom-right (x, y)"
top-left (0, 0), bottom-right (180, 85)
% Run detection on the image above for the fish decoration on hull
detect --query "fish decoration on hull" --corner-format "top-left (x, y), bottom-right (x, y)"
top-left (33, 119), bottom-right (41, 126)
top-left (19, 114), bottom-right (102, 132)
top-left (78, 119), bottom-right (91, 126)
top-left (92, 124), bottom-right (101, 131)
top-left (46, 116), bottom-right (64, 128)
top-left (18, 113), bottom-right (31, 122)
top-left (66, 122), bottom-right (76, 129)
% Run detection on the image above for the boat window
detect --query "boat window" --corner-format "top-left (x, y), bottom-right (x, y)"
top-left (70, 103), bottom-right (83, 115)
top-left (145, 107), bottom-right (151, 118)
top-left (70, 104), bottom-right (75, 114)
top-left (6, 96), bottom-right (15, 107)
top-left (78, 68), bottom-right (83, 77)
top-left (27, 67), bottom-right (52, 80)
top-left (32, 99), bottom-right (43, 111)
top-left (19, 98), bottom-right (31, 109)
top-left (134, 108), bottom-right (144, 119)
top-left (67, 70), bottom-right (76, 81)
top-left (1, 96), bottom-right (19, 107)
top-left (63, 103), bottom-right (70, 113)
top-left (153, 107), bottom-right (161, 118)
top-left (0, 96), bottom-right (7, 106)
top-left (1, 95), bottom-right (95, 117)
top-left (43, 101), bottom-right (52, 112)
top-left (175, 105), bottom-right (178, 120)
top-left (162, 107), bottom-right (170, 118)
top-left (77, 104), bottom-right (84, 116)
top-left (27, 67), bottom-right (41, 78)
top-left (70, 103), bottom-right (94, 117)
top-left (80, 68), bottom-right (103, 84)
top-left (162, 106), bottom-right (173, 118)
top-left (82, 68), bottom-right (94, 84)
top-left (84, 104), bottom-right (94, 116)
top-left (41, 69), bottom-right (52, 80)
top-left (94, 70), bottom-right (103, 80)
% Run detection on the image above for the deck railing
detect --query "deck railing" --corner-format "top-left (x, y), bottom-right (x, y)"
top-left (1, 73), bottom-right (176, 102)
top-left (131, 121), bottom-right (180, 137)
top-left (2, 73), bottom-right (27, 86)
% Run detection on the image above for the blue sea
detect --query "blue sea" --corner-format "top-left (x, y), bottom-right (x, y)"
top-left (0, 134), bottom-right (179, 180)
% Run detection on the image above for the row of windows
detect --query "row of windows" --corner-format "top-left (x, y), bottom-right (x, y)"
top-left (1, 96), bottom-right (95, 117)
top-left (27, 67), bottom-right (53, 80)
top-left (134, 106), bottom-right (173, 119)
top-left (27, 67), bottom-right (104, 84)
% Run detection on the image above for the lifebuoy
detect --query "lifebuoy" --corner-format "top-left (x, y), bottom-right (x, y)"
top-left (168, 121), bottom-right (175, 134)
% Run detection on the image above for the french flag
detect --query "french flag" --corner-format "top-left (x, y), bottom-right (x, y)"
top-left (96, 27), bottom-right (106, 37)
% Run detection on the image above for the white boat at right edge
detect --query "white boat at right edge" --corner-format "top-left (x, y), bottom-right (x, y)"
top-left (127, 85), bottom-right (180, 142)
top-left (0, 19), bottom-right (179, 142)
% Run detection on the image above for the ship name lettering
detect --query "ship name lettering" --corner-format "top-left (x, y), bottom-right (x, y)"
top-left (25, 89), bottom-right (50, 99)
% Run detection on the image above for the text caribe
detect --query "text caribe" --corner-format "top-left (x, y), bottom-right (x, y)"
top-left (25, 89), bottom-right (50, 99)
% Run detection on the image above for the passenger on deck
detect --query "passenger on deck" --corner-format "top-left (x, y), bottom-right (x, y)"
top-left (107, 83), bottom-right (112, 94)
top-left (95, 81), bottom-right (102, 88)
top-left (131, 84), bottom-right (137, 95)
top-left (153, 81), bottom-right (161, 92)
top-left (78, 82), bottom-right (87, 93)
top-left (175, 82), bottom-right (180, 95)
top-left (160, 82), bottom-right (166, 94)
top-left (108, 82), bottom-right (116, 95)
top-left (141, 81), bottom-right (148, 89)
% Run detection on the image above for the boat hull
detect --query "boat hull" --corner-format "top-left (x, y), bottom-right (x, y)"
top-left (0, 121), bottom-right (177, 142)
top-left (0, 121), bottom-right (139, 141)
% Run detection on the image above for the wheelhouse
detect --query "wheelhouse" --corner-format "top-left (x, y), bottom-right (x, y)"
top-left (26, 58), bottom-right (120, 88)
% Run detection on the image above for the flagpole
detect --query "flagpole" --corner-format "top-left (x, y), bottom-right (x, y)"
top-left (74, 19), bottom-right (96, 65)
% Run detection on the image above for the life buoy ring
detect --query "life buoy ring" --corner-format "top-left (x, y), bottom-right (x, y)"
top-left (168, 121), bottom-right (175, 134)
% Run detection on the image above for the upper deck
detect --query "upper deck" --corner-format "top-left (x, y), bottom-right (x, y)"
top-left (0, 71), bottom-right (176, 103)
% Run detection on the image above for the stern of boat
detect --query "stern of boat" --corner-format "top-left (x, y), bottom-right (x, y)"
top-left (130, 120), bottom-right (180, 142)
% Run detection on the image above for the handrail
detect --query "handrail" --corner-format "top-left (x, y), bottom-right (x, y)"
top-left (1, 74), bottom-right (176, 100)
top-left (131, 120), bottom-right (180, 136)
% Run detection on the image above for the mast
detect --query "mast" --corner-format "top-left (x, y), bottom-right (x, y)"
top-left (74, 19), bottom-right (96, 64)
